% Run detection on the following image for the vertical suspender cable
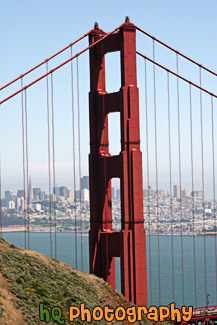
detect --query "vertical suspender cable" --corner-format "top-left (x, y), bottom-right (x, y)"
top-left (70, 47), bottom-right (77, 269)
top-left (0, 156), bottom-right (2, 238)
top-left (199, 68), bottom-right (207, 304)
top-left (153, 40), bottom-right (161, 305)
top-left (51, 73), bottom-right (57, 260)
top-left (145, 59), bottom-right (152, 305)
top-left (189, 84), bottom-right (197, 307)
top-left (25, 90), bottom-right (30, 250)
top-left (21, 78), bottom-right (27, 249)
top-left (102, 82), bottom-right (109, 282)
top-left (211, 95), bottom-right (217, 301)
top-left (46, 62), bottom-right (53, 258)
top-left (167, 72), bottom-right (175, 301)
top-left (176, 54), bottom-right (184, 305)
top-left (77, 57), bottom-right (83, 271)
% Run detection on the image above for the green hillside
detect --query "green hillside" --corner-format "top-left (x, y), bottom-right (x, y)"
top-left (0, 238), bottom-right (149, 324)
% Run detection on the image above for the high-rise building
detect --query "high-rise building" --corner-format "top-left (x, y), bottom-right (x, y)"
top-left (182, 188), bottom-right (189, 198)
top-left (116, 188), bottom-right (120, 201)
top-left (33, 188), bottom-right (41, 200)
top-left (17, 190), bottom-right (24, 198)
top-left (174, 185), bottom-right (181, 198)
top-left (191, 190), bottom-right (203, 198)
top-left (28, 176), bottom-right (33, 203)
top-left (111, 187), bottom-right (115, 200)
top-left (82, 188), bottom-right (89, 202)
top-left (81, 176), bottom-right (89, 190)
top-left (59, 186), bottom-right (68, 198)
top-left (5, 190), bottom-right (14, 201)
top-left (67, 189), bottom-right (74, 200)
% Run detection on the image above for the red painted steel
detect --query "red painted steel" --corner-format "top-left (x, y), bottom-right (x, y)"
top-left (88, 18), bottom-right (147, 306)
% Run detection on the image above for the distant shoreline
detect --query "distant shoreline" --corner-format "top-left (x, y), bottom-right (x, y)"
top-left (2, 228), bottom-right (216, 237)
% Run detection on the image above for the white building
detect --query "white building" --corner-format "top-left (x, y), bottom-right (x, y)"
top-left (82, 188), bottom-right (89, 202)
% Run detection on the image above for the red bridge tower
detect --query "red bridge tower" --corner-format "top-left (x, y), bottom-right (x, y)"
top-left (88, 18), bottom-right (147, 306)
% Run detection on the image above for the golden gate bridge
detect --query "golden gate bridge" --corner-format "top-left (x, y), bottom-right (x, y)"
top-left (1, 17), bottom-right (217, 324)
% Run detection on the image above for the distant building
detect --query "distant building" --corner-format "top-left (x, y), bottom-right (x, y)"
top-left (82, 188), bottom-right (89, 202)
top-left (174, 185), bottom-right (181, 198)
top-left (112, 187), bottom-right (115, 200)
top-left (143, 186), bottom-right (154, 197)
top-left (158, 189), bottom-right (166, 197)
top-left (8, 201), bottom-right (15, 210)
top-left (59, 186), bottom-right (68, 198)
top-left (67, 189), bottom-right (74, 200)
top-left (39, 191), bottom-right (45, 201)
top-left (34, 203), bottom-right (41, 212)
top-left (33, 188), bottom-right (41, 200)
top-left (5, 190), bottom-right (14, 201)
top-left (81, 176), bottom-right (89, 190)
top-left (182, 188), bottom-right (189, 198)
top-left (191, 190), bottom-right (203, 198)
top-left (28, 176), bottom-right (33, 203)
top-left (17, 190), bottom-right (24, 198)
top-left (53, 186), bottom-right (60, 196)
top-left (116, 188), bottom-right (120, 201)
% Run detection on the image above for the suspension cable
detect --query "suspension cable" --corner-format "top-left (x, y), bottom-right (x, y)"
top-left (167, 72), bottom-right (175, 302)
top-left (24, 89), bottom-right (30, 249)
top-left (135, 25), bottom-right (217, 77)
top-left (21, 78), bottom-right (27, 249)
top-left (70, 46), bottom-right (77, 269)
top-left (102, 70), bottom-right (109, 284)
top-left (153, 40), bottom-right (161, 305)
top-left (176, 54), bottom-right (184, 305)
top-left (189, 84), bottom-right (197, 307)
top-left (144, 58), bottom-right (152, 305)
top-left (76, 57), bottom-right (83, 271)
top-left (136, 52), bottom-right (217, 99)
top-left (0, 30), bottom-right (92, 91)
top-left (199, 68), bottom-right (207, 304)
top-left (211, 95), bottom-right (217, 302)
top-left (0, 156), bottom-right (2, 238)
top-left (46, 62), bottom-right (53, 259)
top-left (1, 23), bottom-right (124, 105)
top-left (51, 73), bottom-right (57, 260)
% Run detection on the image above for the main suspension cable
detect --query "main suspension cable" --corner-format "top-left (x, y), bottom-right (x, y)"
top-left (136, 52), bottom-right (217, 99)
top-left (1, 23), bottom-right (124, 105)
top-left (135, 25), bottom-right (217, 77)
top-left (0, 30), bottom-right (92, 91)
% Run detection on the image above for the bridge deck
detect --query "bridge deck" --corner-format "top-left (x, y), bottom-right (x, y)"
top-left (168, 305), bottom-right (217, 324)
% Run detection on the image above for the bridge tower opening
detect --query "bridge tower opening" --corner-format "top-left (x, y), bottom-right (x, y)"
top-left (88, 18), bottom-right (147, 306)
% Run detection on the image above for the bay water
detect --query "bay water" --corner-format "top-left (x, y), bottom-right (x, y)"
top-left (2, 232), bottom-right (217, 308)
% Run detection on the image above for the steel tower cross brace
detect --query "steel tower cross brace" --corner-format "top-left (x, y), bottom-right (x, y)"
top-left (88, 18), bottom-right (147, 306)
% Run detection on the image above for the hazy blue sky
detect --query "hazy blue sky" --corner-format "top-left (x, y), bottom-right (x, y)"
top-left (0, 1), bottom-right (217, 195)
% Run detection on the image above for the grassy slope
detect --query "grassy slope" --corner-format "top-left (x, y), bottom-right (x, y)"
top-left (0, 238), bottom-right (149, 325)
